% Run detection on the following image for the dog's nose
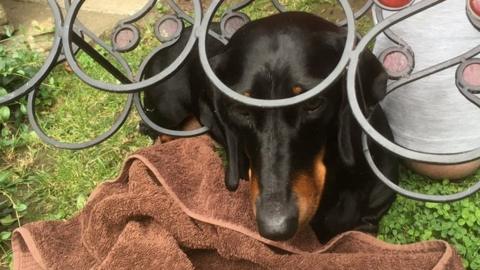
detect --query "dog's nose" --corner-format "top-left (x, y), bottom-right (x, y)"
top-left (256, 199), bottom-right (298, 241)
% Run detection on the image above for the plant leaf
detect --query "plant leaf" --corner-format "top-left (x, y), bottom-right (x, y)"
top-left (14, 203), bottom-right (27, 212)
top-left (0, 106), bottom-right (11, 123)
top-left (0, 171), bottom-right (11, 183)
top-left (0, 87), bottom-right (7, 97)
top-left (0, 215), bottom-right (16, 226)
top-left (0, 231), bottom-right (12, 241)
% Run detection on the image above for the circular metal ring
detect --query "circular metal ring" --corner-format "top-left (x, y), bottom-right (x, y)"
top-left (112, 24), bottom-right (141, 52)
top-left (271, 0), bottom-right (287, 12)
top-left (386, 44), bottom-right (480, 94)
top-left (227, 0), bottom-right (255, 13)
top-left (62, 0), bottom-right (202, 93)
top-left (337, 0), bottom-right (374, 27)
top-left (57, 27), bottom-right (84, 63)
top-left (457, 58), bottom-right (480, 108)
top-left (0, 0), bottom-right (63, 105)
top-left (347, 0), bottom-right (480, 165)
top-left (456, 58), bottom-right (480, 92)
top-left (27, 88), bottom-right (133, 150)
top-left (362, 132), bottom-right (480, 202)
top-left (374, 0), bottom-right (414, 11)
top-left (73, 22), bottom-right (135, 82)
top-left (220, 12), bottom-right (250, 39)
top-left (133, 49), bottom-right (209, 137)
top-left (468, 0), bottom-right (480, 18)
top-left (133, 93), bottom-right (209, 137)
top-left (467, 0), bottom-right (480, 30)
top-left (458, 85), bottom-right (480, 108)
top-left (378, 46), bottom-right (415, 79)
top-left (117, 0), bottom-right (157, 25)
top-left (154, 15), bottom-right (184, 43)
top-left (198, 0), bottom-right (356, 108)
top-left (373, 3), bottom-right (412, 49)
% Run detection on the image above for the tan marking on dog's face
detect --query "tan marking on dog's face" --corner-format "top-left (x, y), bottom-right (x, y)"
top-left (292, 148), bottom-right (327, 228)
top-left (243, 90), bottom-right (252, 97)
top-left (250, 170), bottom-right (259, 216)
top-left (292, 86), bottom-right (303, 95)
top-left (248, 148), bottom-right (326, 229)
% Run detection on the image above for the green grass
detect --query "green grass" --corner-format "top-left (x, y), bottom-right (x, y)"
top-left (1, 0), bottom-right (480, 269)
top-left (0, 2), bottom-right (350, 266)
top-left (0, 34), bottom-right (154, 268)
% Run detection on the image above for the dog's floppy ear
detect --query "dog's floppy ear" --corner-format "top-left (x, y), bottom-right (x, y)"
top-left (337, 50), bottom-right (388, 167)
top-left (202, 51), bottom-right (249, 191)
top-left (222, 127), bottom-right (249, 191)
top-left (196, 90), bottom-right (248, 193)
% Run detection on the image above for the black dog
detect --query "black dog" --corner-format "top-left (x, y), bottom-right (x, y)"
top-left (140, 12), bottom-right (398, 242)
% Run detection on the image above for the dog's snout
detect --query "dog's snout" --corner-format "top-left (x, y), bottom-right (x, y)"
top-left (256, 198), bottom-right (299, 241)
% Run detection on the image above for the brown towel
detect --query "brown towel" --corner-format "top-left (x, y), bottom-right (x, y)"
top-left (12, 136), bottom-right (464, 270)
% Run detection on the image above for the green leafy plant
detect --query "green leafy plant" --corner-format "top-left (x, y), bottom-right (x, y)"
top-left (0, 171), bottom-right (31, 260)
top-left (0, 43), bottom-right (60, 266)
top-left (378, 167), bottom-right (480, 269)
top-left (0, 45), bottom-right (50, 150)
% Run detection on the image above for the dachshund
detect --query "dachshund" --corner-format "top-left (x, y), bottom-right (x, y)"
top-left (140, 12), bottom-right (399, 243)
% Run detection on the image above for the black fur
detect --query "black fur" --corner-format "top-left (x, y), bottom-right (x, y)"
top-left (141, 12), bottom-right (398, 242)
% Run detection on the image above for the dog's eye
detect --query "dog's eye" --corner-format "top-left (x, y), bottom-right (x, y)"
top-left (304, 97), bottom-right (326, 113)
top-left (236, 107), bottom-right (252, 119)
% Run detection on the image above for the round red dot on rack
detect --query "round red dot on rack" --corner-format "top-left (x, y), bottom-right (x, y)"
top-left (463, 63), bottom-right (480, 87)
top-left (115, 28), bottom-right (135, 50)
top-left (377, 0), bottom-right (412, 9)
top-left (158, 19), bottom-right (179, 40)
top-left (383, 51), bottom-right (409, 75)
top-left (471, 0), bottom-right (480, 17)
top-left (224, 16), bottom-right (247, 37)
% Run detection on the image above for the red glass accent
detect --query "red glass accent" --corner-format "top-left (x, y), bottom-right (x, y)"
top-left (224, 16), bottom-right (247, 37)
top-left (470, 0), bottom-right (480, 17)
top-left (115, 29), bottom-right (134, 49)
top-left (383, 51), bottom-right (409, 74)
top-left (158, 19), bottom-right (179, 39)
top-left (377, 0), bottom-right (412, 8)
top-left (463, 63), bottom-right (480, 87)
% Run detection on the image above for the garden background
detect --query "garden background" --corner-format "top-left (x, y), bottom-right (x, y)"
top-left (1, 0), bottom-right (480, 269)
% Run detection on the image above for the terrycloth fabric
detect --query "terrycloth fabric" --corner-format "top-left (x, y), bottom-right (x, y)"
top-left (12, 136), bottom-right (464, 269)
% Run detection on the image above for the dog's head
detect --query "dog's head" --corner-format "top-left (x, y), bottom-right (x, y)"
top-left (204, 12), bottom-right (387, 241)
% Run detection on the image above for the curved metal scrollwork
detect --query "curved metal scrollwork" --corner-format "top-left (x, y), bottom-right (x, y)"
top-left (348, 0), bottom-right (480, 201)
top-left (198, 0), bottom-right (356, 108)
top-left (2, 0), bottom-right (480, 201)
top-left (61, 0), bottom-right (201, 92)
top-left (0, 0), bottom-right (63, 106)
